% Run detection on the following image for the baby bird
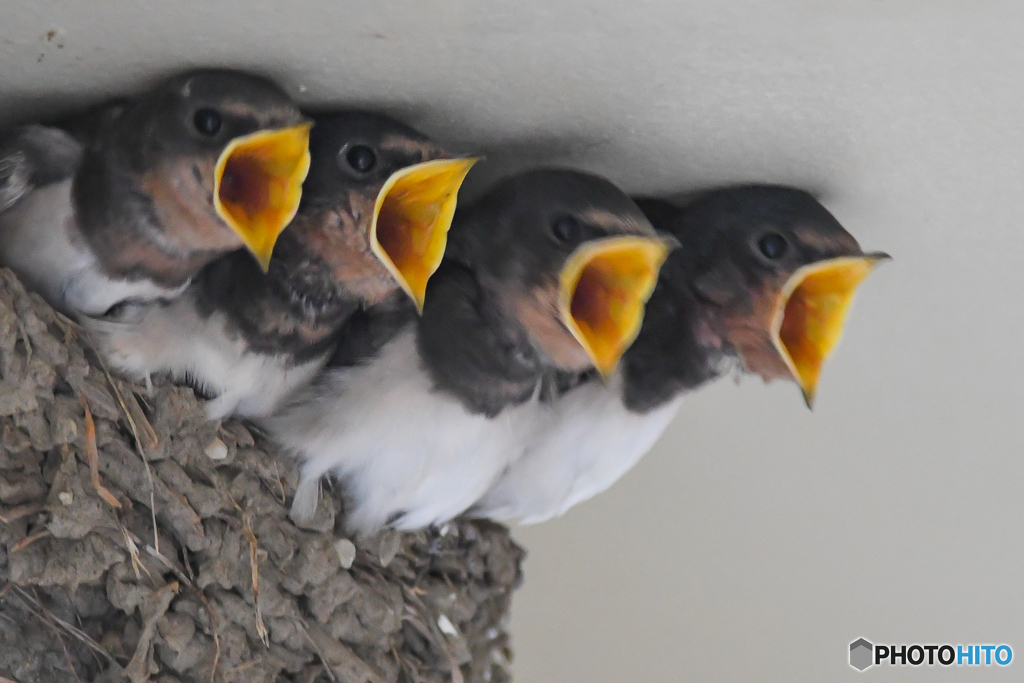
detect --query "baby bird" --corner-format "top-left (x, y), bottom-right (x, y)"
top-left (265, 168), bottom-right (672, 533)
top-left (0, 69), bottom-right (311, 316)
top-left (474, 185), bottom-right (889, 524)
top-left (83, 112), bottom-right (475, 418)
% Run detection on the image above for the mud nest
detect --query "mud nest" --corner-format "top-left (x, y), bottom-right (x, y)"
top-left (0, 269), bottom-right (524, 683)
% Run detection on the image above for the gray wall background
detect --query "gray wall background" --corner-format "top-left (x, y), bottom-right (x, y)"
top-left (3, 1), bottom-right (1023, 680)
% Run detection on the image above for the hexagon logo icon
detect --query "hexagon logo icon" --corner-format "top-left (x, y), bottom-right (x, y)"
top-left (850, 638), bottom-right (874, 671)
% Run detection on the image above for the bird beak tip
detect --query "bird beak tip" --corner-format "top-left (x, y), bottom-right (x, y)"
top-left (802, 389), bottom-right (816, 410)
top-left (242, 238), bottom-right (275, 272)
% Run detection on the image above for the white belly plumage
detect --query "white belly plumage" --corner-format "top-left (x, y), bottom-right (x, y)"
top-left (265, 329), bottom-right (547, 533)
top-left (0, 180), bottom-right (187, 316)
top-left (82, 291), bottom-right (326, 419)
top-left (475, 372), bottom-right (684, 524)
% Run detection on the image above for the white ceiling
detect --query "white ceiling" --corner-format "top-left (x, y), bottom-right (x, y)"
top-left (4, 1), bottom-right (1024, 681)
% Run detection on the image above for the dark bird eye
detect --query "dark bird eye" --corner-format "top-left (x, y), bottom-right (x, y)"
top-left (552, 215), bottom-right (582, 243)
top-left (758, 233), bottom-right (789, 260)
top-left (345, 145), bottom-right (377, 173)
top-left (192, 108), bottom-right (222, 136)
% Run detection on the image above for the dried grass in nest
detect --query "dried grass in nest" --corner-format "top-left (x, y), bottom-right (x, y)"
top-left (0, 269), bottom-right (523, 683)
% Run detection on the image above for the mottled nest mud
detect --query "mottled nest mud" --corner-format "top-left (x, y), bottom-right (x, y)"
top-left (0, 269), bottom-right (523, 683)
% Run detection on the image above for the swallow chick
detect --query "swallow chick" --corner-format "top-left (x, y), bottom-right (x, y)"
top-left (473, 185), bottom-right (888, 524)
top-left (264, 168), bottom-right (672, 533)
top-left (82, 112), bottom-right (475, 418)
top-left (0, 69), bottom-right (312, 316)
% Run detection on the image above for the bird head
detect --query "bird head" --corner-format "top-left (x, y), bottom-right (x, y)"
top-left (661, 185), bottom-right (888, 407)
top-left (280, 112), bottom-right (475, 311)
top-left (451, 168), bottom-right (673, 377)
top-left (123, 69), bottom-right (312, 270)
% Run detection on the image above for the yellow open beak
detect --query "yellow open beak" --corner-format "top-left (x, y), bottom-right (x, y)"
top-left (370, 157), bottom-right (479, 312)
top-left (559, 236), bottom-right (672, 377)
top-left (214, 123), bottom-right (313, 271)
top-left (772, 252), bottom-right (890, 407)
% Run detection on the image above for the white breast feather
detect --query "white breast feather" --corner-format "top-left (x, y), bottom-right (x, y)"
top-left (475, 371), bottom-right (684, 525)
top-left (83, 291), bottom-right (326, 419)
top-left (0, 180), bottom-right (187, 316)
top-left (265, 329), bottom-right (548, 533)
